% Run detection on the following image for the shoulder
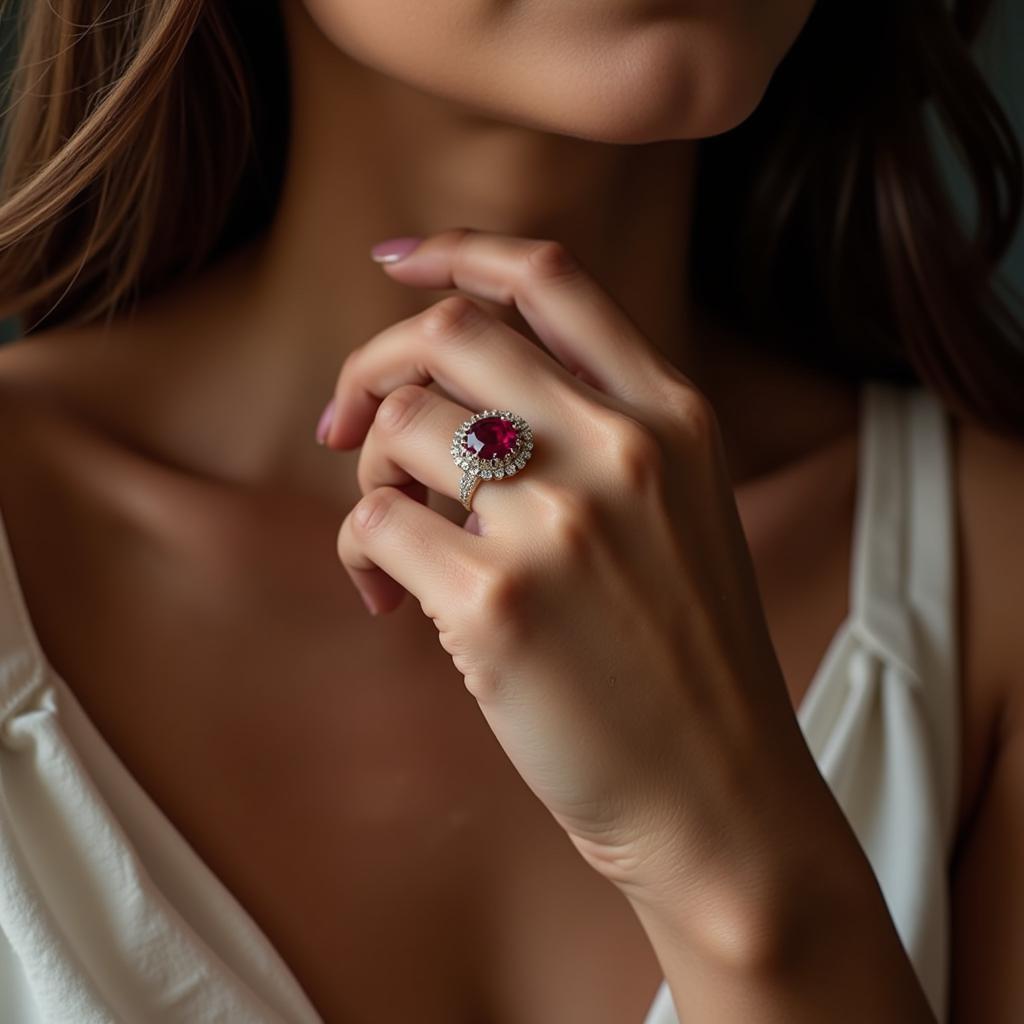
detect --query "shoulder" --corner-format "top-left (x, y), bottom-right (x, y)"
top-left (947, 408), bottom-right (1024, 1021)
top-left (0, 328), bottom-right (184, 600)
top-left (0, 328), bottom-right (224, 680)
top-left (0, 328), bottom-right (121, 508)
top-left (0, 323), bottom-right (256, 581)
top-left (0, 325), bottom-right (128, 546)
top-left (0, 326), bottom-right (105, 439)
top-left (0, 321), bottom-right (176, 483)
top-left (954, 412), bottom-right (1024, 710)
top-left (0, 332), bottom-right (79, 492)
top-left (948, 406), bottom-right (1024, 839)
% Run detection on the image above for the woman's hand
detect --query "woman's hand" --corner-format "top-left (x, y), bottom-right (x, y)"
top-left (325, 227), bottom-right (858, 959)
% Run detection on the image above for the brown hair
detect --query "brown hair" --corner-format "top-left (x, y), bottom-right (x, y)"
top-left (0, 0), bottom-right (1021, 434)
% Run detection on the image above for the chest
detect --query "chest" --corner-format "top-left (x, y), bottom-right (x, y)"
top-left (2, 471), bottom-right (970, 1024)
top-left (13, 495), bottom-right (666, 1022)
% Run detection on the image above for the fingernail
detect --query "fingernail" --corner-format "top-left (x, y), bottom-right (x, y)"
top-left (316, 396), bottom-right (336, 445)
top-left (370, 236), bottom-right (422, 264)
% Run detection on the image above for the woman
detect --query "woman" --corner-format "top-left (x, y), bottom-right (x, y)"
top-left (0, 0), bottom-right (1020, 1020)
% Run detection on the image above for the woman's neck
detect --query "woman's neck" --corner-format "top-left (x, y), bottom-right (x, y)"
top-left (44, 0), bottom-right (856, 511)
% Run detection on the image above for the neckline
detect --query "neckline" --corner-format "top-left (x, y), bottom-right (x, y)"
top-left (0, 378), bottom-right (884, 720)
top-left (0, 375), bottom-right (895, 1024)
top-left (0, 481), bottom-right (325, 1022)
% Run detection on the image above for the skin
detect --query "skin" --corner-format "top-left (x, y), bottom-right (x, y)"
top-left (0, 0), bottom-right (1021, 1019)
top-left (325, 233), bottom-right (936, 1021)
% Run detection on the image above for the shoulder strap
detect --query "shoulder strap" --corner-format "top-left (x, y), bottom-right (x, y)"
top-left (905, 385), bottom-right (960, 838)
top-left (849, 380), bottom-right (960, 839)
top-left (849, 379), bottom-right (919, 675)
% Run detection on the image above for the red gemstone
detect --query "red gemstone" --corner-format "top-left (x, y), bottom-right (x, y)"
top-left (464, 415), bottom-right (519, 459)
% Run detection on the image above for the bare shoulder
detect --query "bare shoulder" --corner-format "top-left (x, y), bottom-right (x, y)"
top-left (0, 325), bottom-right (114, 434)
top-left (0, 323), bottom-right (138, 529)
top-left (0, 325), bottom-right (195, 599)
top-left (949, 409), bottom-right (1024, 1022)
top-left (0, 318), bottom-right (258, 563)
top-left (0, 327), bottom-right (128, 506)
top-left (951, 408), bottom-right (1024, 838)
top-left (955, 413), bottom-right (1024, 715)
top-left (0, 326), bottom-right (234, 688)
top-left (0, 330), bottom-right (84, 487)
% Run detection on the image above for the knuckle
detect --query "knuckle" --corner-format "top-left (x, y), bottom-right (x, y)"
top-left (548, 502), bottom-right (598, 559)
top-left (524, 239), bottom-right (580, 282)
top-left (352, 486), bottom-right (402, 533)
top-left (335, 346), bottom-right (365, 393)
top-left (462, 665), bottom-right (504, 704)
top-left (605, 417), bottom-right (665, 491)
top-left (443, 226), bottom-right (477, 250)
top-left (519, 478), bottom-right (601, 558)
top-left (472, 563), bottom-right (532, 636)
top-left (374, 383), bottom-right (428, 435)
top-left (672, 389), bottom-right (719, 448)
top-left (542, 484), bottom-right (601, 549)
top-left (650, 366), bottom-right (696, 407)
top-left (421, 295), bottom-right (485, 342)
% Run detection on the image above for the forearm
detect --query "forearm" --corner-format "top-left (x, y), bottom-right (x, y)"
top-left (624, 829), bottom-right (938, 1023)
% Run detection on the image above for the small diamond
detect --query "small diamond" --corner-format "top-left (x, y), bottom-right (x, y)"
top-left (494, 469), bottom-right (504, 479)
top-left (481, 469), bottom-right (493, 479)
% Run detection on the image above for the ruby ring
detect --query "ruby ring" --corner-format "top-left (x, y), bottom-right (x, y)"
top-left (450, 409), bottom-right (534, 512)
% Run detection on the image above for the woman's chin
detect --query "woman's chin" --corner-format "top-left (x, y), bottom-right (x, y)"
top-left (506, 79), bottom-right (765, 146)
top-left (486, 34), bottom-right (771, 145)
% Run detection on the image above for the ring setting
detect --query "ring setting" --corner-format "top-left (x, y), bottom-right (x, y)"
top-left (451, 409), bottom-right (534, 512)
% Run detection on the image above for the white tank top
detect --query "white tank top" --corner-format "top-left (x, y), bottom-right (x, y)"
top-left (0, 378), bottom-right (959, 1023)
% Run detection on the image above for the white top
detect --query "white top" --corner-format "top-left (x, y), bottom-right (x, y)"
top-left (0, 378), bottom-right (959, 1023)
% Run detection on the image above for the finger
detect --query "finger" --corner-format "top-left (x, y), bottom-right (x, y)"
top-left (324, 293), bottom-right (590, 451)
top-left (370, 227), bottom-right (686, 408)
top-left (357, 383), bottom-right (473, 503)
top-left (357, 384), bottom-right (540, 531)
top-left (338, 484), bottom-right (483, 616)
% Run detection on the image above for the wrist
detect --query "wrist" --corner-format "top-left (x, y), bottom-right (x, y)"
top-left (621, 836), bottom-right (935, 1023)
top-left (616, 793), bottom-right (878, 976)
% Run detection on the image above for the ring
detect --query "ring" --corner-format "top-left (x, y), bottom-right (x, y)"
top-left (450, 409), bottom-right (534, 512)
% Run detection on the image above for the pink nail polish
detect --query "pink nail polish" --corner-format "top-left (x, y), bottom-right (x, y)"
top-left (370, 236), bottom-right (422, 264)
top-left (316, 396), bottom-right (336, 445)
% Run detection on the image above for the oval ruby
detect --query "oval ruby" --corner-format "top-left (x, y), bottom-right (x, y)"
top-left (464, 415), bottom-right (518, 460)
